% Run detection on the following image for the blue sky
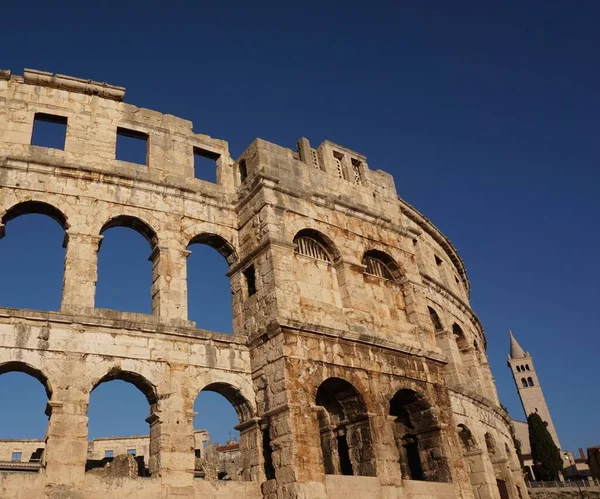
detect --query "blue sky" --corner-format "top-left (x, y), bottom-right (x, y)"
top-left (0, 1), bottom-right (598, 452)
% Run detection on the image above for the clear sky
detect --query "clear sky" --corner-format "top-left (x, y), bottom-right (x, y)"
top-left (0, 1), bottom-right (598, 453)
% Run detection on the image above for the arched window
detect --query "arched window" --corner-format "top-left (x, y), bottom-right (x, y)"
top-left (527, 377), bottom-right (534, 387)
top-left (293, 229), bottom-right (334, 263)
top-left (193, 382), bottom-right (257, 481)
top-left (521, 378), bottom-right (527, 388)
top-left (187, 234), bottom-right (237, 333)
top-left (485, 432), bottom-right (497, 455)
top-left (390, 389), bottom-right (450, 482)
top-left (0, 362), bottom-right (51, 470)
top-left (457, 424), bottom-right (476, 452)
top-left (96, 216), bottom-right (158, 314)
top-left (362, 250), bottom-right (400, 281)
top-left (0, 201), bottom-right (68, 311)
top-left (315, 378), bottom-right (375, 477)
top-left (428, 307), bottom-right (443, 333)
top-left (516, 366), bottom-right (521, 373)
top-left (452, 323), bottom-right (469, 351)
top-left (525, 364), bottom-right (530, 371)
top-left (87, 370), bottom-right (159, 477)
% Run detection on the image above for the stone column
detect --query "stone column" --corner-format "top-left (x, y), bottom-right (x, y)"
top-left (43, 388), bottom-right (88, 492)
top-left (152, 366), bottom-right (195, 494)
top-left (371, 415), bottom-right (403, 486)
top-left (60, 231), bottom-right (102, 313)
top-left (150, 244), bottom-right (190, 322)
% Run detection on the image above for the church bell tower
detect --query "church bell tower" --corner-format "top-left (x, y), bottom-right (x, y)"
top-left (507, 330), bottom-right (561, 450)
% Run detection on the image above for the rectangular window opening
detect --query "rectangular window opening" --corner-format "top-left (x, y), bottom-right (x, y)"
top-left (116, 127), bottom-right (148, 165)
top-left (127, 448), bottom-right (136, 455)
top-left (31, 113), bottom-right (68, 150)
top-left (104, 449), bottom-right (114, 458)
top-left (239, 159), bottom-right (248, 183)
top-left (351, 158), bottom-right (362, 185)
top-left (193, 146), bottom-right (220, 184)
top-left (11, 451), bottom-right (22, 462)
top-left (244, 265), bottom-right (257, 296)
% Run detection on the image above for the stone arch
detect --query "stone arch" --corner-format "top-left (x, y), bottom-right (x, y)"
top-left (87, 366), bottom-right (160, 476)
top-left (521, 378), bottom-right (527, 388)
top-left (0, 361), bottom-right (52, 399)
top-left (293, 228), bottom-right (340, 262)
top-left (0, 200), bottom-right (69, 238)
top-left (362, 249), bottom-right (402, 281)
top-left (457, 423), bottom-right (477, 452)
top-left (194, 380), bottom-right (258, 481)
top-left (427, 306), bottom-right (444, 333)
top-left (389, 388), bottom-right (451, 482)
top-left (527, 377), bottom-right (534, 387)
top-left (99, 215), bottom-right (158, 247)
top-left (188, 233), bottom-right (238, 266)
top-left (315, 377), bottom-right (376, 477)
top-left (452, 323), bottom-right (469, 351)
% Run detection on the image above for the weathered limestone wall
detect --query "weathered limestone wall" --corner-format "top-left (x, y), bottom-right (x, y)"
top-left (0, 69), bottom-right (525, 498)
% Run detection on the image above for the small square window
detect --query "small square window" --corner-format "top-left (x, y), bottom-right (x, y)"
top-left (104, 449), bottom-right (114, 458)
top-left (116, 127), bottom-right (148, 165)
top-left (193, 146), bottom-right (220, 183)
top-left (127, 448), bottom-right (136, 455)
top-left (244, 265), bottom-right (256, 296)
top-left (11, 451), bottom-right (22, 462)
top-left (31, 113), bottom-right (68, 150)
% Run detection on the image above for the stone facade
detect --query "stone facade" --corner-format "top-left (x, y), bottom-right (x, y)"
top-left (0, 68), bottom-right (528, 498)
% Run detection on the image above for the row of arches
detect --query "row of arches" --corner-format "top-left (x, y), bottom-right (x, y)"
top-left (516, 364), bottom-right (530, 372)
top-left (521, 377), bottom-right (535, 388)
top-left (315, 377), bottom-right (451, 482)
top-left (0, 361), bottom-right (254, 479)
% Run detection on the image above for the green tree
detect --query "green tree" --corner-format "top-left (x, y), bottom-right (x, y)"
top-left (528, 412), bottom-right (563, 481)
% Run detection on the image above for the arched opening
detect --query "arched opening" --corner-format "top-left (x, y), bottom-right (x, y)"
top-left (452, 323), bottom-right (469, 352)
top-left (187, 234), bottom-right (236, 333)
top-left (485, 432), bottom-right (497, 456)
top-left (96, 216), bottom-right (158, 314)
top-left (521, 378), bottom-right (528, 388)
top-left (86, 370), bottom-right (159, 477)
top-left (389, 389), bottom-right (450, 482)
top-left (315, 377), bottom-right (375, 477)
top-left (0, 202), bottom-right (68, 311)
top-left (293, 229), bottom-right (336, 263)
top-left (362, 250), bottom-right (401, 281)
top-left (527, 377), bottom-right (534, 387)
top-left (516, 366), bottom-right (521, 373)
top-left (193, 383), bottom-right (256, 481)
top-left (525, 364), bottom-right (530, 371)
top-left (0, 362), bottom-right (51, 471)
top-left (457, 424), bottom-right (476, 453)
top-left (427, 307), bottom-right (444, 333)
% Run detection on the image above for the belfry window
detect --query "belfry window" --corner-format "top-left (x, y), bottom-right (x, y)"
top-left (295, 236), bottom-right (331, 262)
top-left (521, 378), bottom-right (527, 388)
top-left (527, 377), bottom-right (534, 387)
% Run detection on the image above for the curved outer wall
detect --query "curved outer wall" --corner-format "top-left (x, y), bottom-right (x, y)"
top-left (0, 69), bottom-right (527, 499)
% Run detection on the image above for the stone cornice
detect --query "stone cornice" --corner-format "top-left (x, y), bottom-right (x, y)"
top-left (448, 384), bottom-right (511, 427)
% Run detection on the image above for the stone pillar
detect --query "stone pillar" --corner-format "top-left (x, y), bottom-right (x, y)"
top-left (463, 449), bottom-right (501, 499)
top-left (435, 329), bottom-right (467, 387)
top-left (372, 415), bottom-right (403, 486)
top-left (152, 366), bottom-right (195, 494)
top-left (150, 244), bottom-right (190, 321)
top-left (235, 417), bottom-right (263, 481)
top-left (61, 231), bottom-right (102, 313)
top-left (43, 389), bottom-right (88, 492)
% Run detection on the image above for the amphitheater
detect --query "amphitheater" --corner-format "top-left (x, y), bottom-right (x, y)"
top-left (0, 69), bottom-right (528, 498)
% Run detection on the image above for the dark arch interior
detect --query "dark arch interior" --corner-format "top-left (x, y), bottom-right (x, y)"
top-left (428, 307), bottom-right (443, 332)
top-left (315, 377), bottom-right (375, 477)
top-left (389, 388), bottom-right (450, 483)
top-left (457, 424), bottom-right (476, 451)
top-left (452, 323), bottom-right (469, 351)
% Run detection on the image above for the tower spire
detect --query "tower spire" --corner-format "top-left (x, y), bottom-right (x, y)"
top-left (508, 330), bottom-right (527, 359)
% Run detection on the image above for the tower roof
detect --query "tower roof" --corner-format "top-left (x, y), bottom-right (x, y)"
top-left (509, 330), bottom-right (527, 359)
